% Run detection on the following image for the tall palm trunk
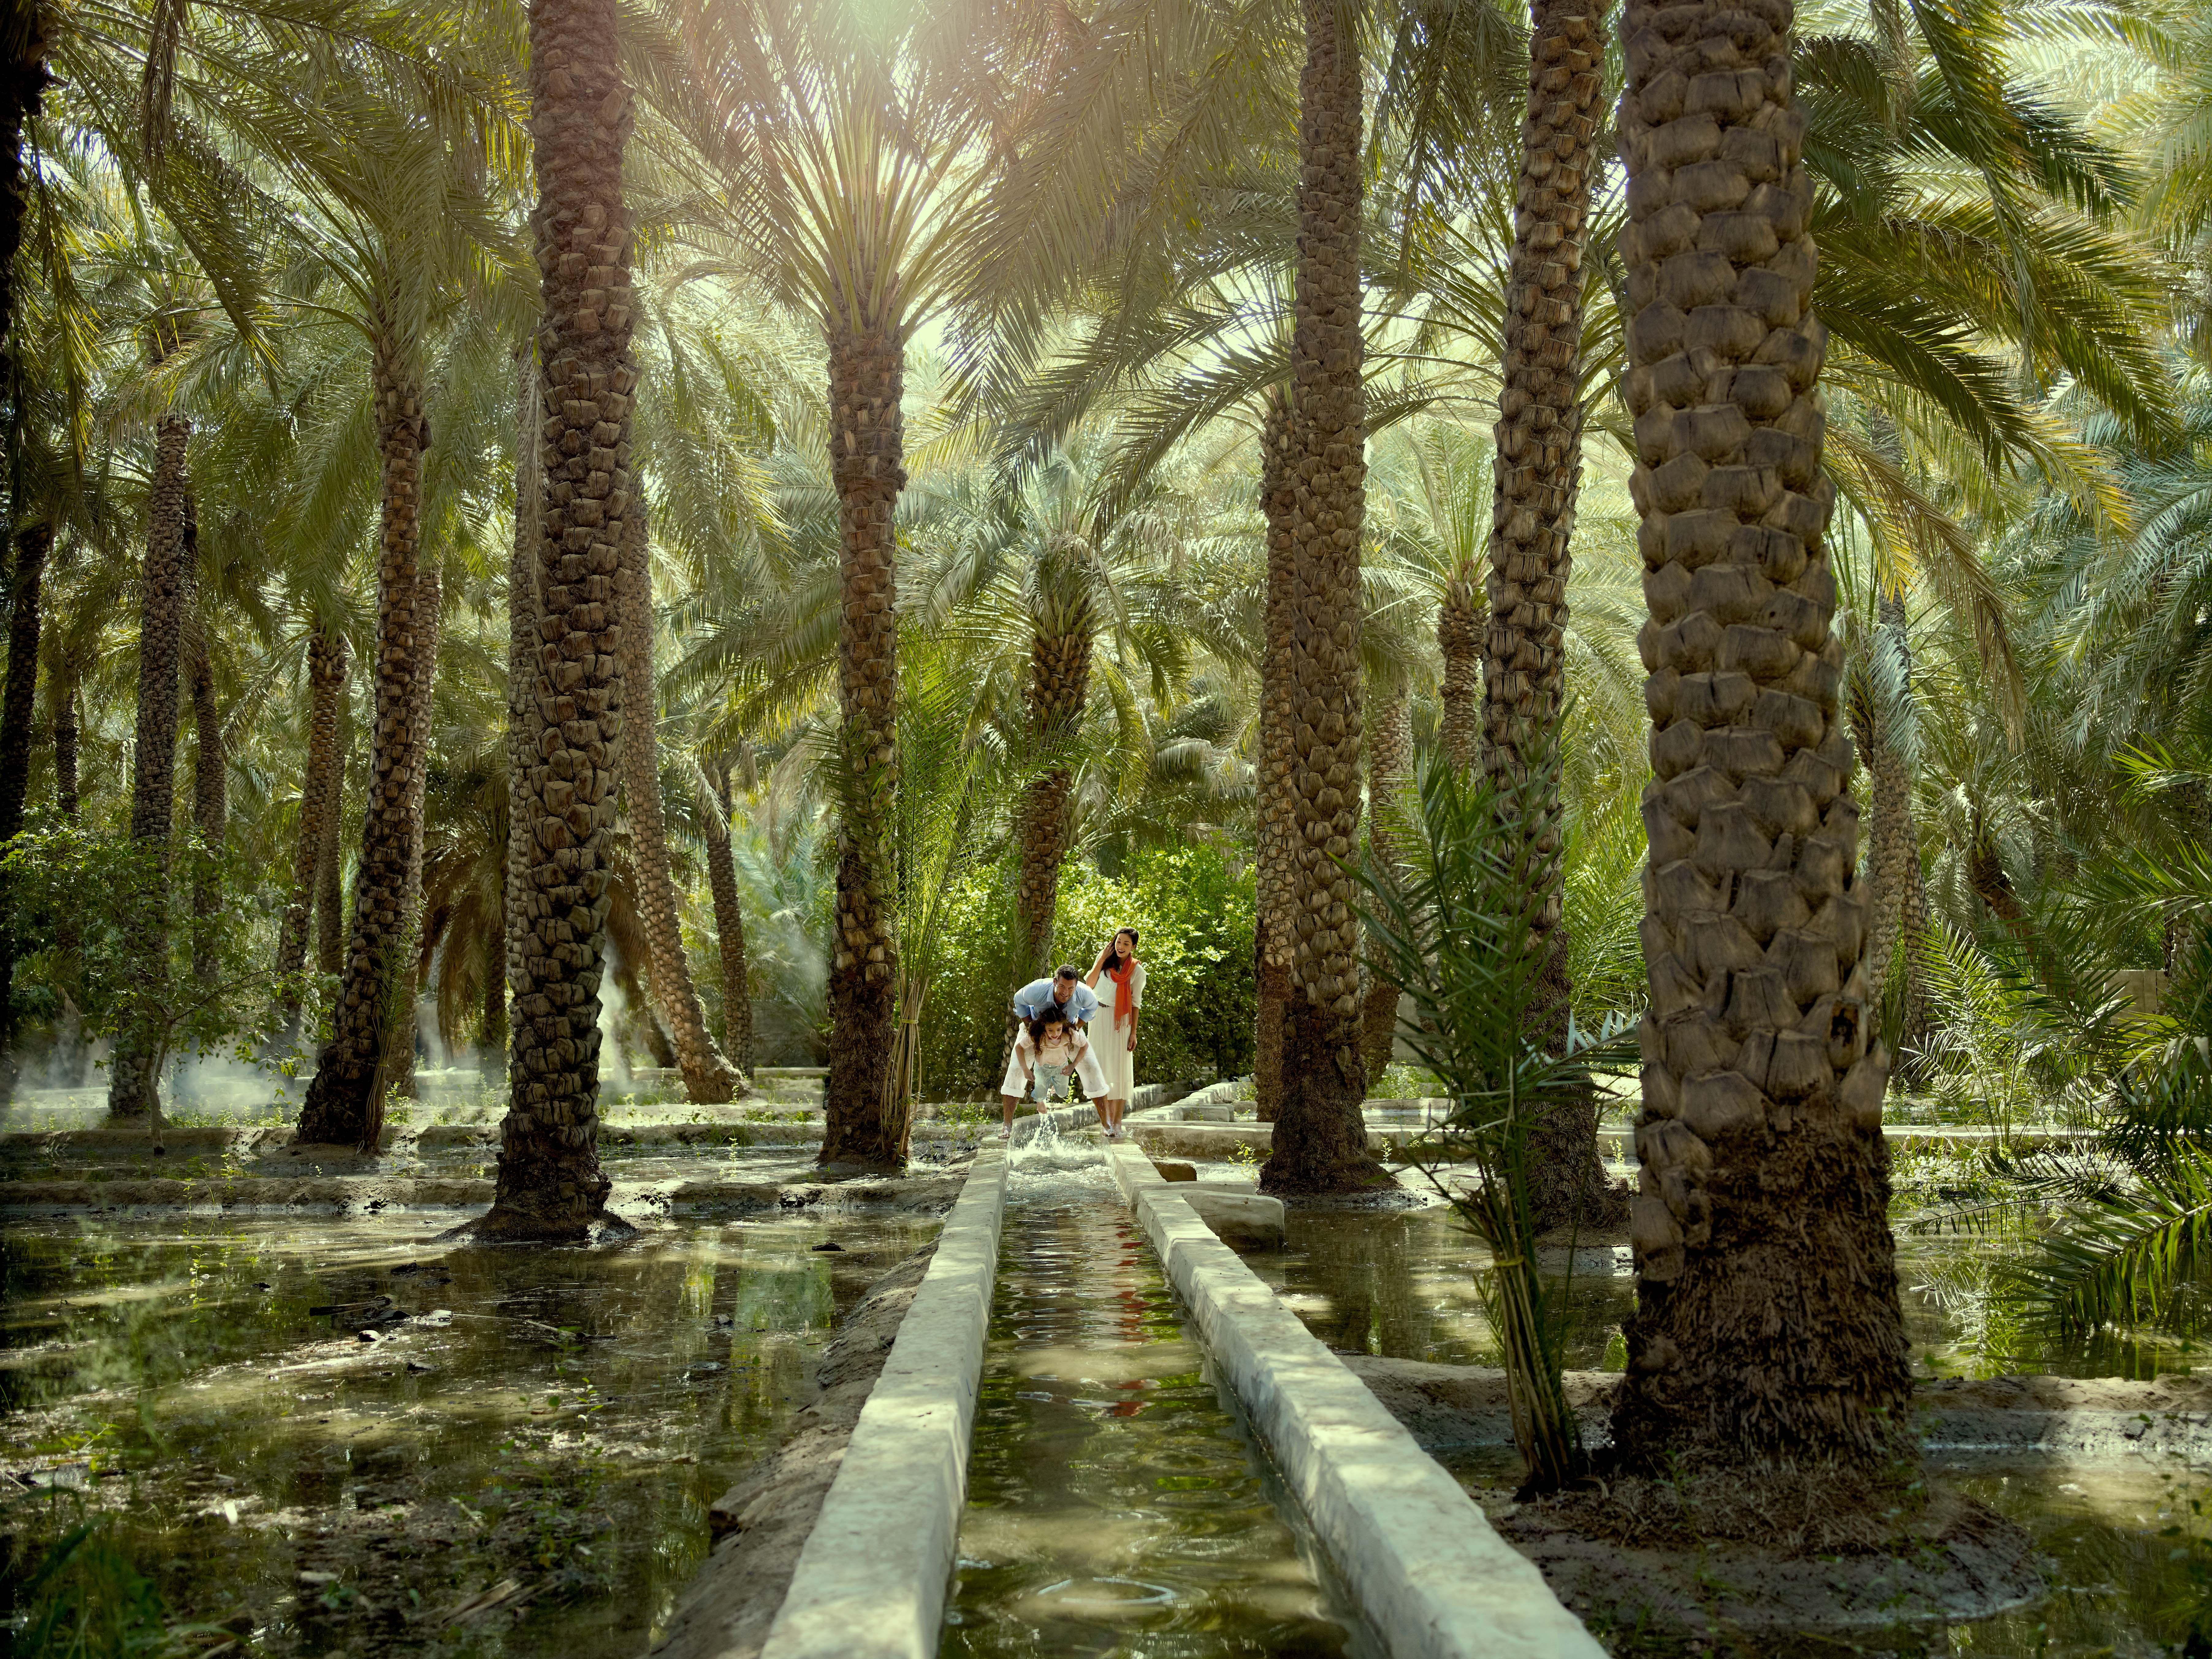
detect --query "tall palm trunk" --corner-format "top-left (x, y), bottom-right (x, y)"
top-left (53, 669), bottom-right (76, 818)
top-left (480, 0), bottom-right (635, 1234)
top-left (1253, 385), bottom-right (1295, 1123)
top-left (316, 750), bottom-right (346, 977)
top-left (1011, 596), bottom-right (1094, 984)
top-left (1437, 560), bottom-right (1482, 772)
top-left (705, 757), bottom-right (752, 1075)
top-left (1359, 671), bottom-right (1409, 1076)
top-left (0, 519), bottom-right (49, 1075)
top-left (1489, 0), bottom-right (1618, 1233)
top-left (274, 625), bottom-right (348, 1040)
top-left (389, 562), bottom-right (440, 1093)
top-left (1609, 0), bottom-right (1911, 1471)
top-left (819, 321), bottom-right (905, 1170)
top-left (187, 612), bottom-right (226, 994)
top-left (296, 338), bottom-right (431, 1149)
top-left (503, 347), bottom-right (539, 1074)
top-left (615, 503), bottom-right (742, 1102)
top-left (0, 3), bottom-right (50, 406)
top-left (1260, 0), bottom-right (1378, 1196)
top-left (109, 412), bottom-right (191, 1119)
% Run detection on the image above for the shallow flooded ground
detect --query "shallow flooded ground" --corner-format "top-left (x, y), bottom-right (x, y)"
top-left (0, 1207), bottom-right (938, 1657)
top-left (945, 1143), bottom-right (1365, 1658)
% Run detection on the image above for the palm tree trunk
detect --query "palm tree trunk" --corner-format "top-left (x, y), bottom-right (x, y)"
top-left (1609, 0), bottom-right (1912, 1473)
top-left (296, 338), bottom-right (431, 1150)
top-left (1437, 561), bottom-right (1483, 772)
top-left (188, 613), bottom-right (226, 994)
top-left (481, 0), bottom-right (634, 1234)
top-left (1489, 0), bottom-right (1618, 1234)
top-left (615, 502), bottom-right (742, 1102)
top-left (0, 519), bottom-right (49, 1074)
top-left (274, 625), bottom-right (347, 1040)
top-left (316, 750), bottom-right (346, 977)
top-left (1253, 385), bottom-right (1295, 1123)
top-left (389, 562), bottom-right (440, 1095)
top-left (1260, 0), bottom-right (1379, 1196)
top-left (503, 346), bottom-right (539, 1079)
top-left (705, 757), bottom-right (752, 1075)
top-left (109, 412), bottom-right (191, 1119)
top-left (820, 322), bottom-right (906, 1171)
top-left (0, 6), bottom-right (50, 419)
top-left (1358, 672), bottom-right (1409, 1077)
top-left (1859, 589), bottom-right (1919, 1024)
top-left (53, 669), bottom-right (76, 818)
top-left (1012, 619), bottom-right (1093, 983)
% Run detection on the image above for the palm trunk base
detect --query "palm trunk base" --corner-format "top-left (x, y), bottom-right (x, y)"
top-left (1259, 991), bottom-right (1386, 1196)
top-left (821, 958), bottom-right (903, 1171)
top-left (1525, 1079), bottom-right (1627, 1234)
top-left (475, 1130), bottom-right (616, 1240)
top-left (1607, 1106), bottom-right (1914, 1470)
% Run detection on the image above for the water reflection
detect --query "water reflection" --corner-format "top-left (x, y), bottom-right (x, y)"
top-left (0, 1210), bottom-right (937, 1657)
top-left (946, 1196), bottom-right (1363, 1657)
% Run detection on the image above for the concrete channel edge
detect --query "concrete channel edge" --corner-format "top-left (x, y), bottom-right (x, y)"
top-left (755, 1143), bottom-right (1009, 1659)
top-left (1102, 1141), bottom-right (1604, 1659)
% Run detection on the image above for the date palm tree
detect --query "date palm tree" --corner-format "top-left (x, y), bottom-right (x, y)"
top-left (1608, 0), bottom-right (1912, 1472)
top-left (650, 0), bottom-right (1052, 1168)
top-left (272, 621), bottom-right (348, 1042)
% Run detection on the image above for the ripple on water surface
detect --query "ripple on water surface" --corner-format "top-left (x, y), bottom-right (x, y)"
top-left (946, 1166), bottom-right (1366, 1658)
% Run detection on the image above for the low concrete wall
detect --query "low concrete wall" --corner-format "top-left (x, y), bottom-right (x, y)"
top-left (755, 1144), bottom-right (1009, 1659)
top-left (1103, 1141), bottom-right (1602, 1659)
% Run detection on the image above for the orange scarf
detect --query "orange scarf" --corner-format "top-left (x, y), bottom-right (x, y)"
top-left (1105, 955), bottom-right (1136, 1027)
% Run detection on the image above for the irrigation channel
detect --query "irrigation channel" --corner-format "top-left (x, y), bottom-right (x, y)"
top-left (941, 1123), bottom-right (1365, 1657)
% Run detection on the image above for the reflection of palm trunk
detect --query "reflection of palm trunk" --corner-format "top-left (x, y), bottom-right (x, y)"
top-left (110, 412), bottom-right (192, 1119)
top-left (275, 626), bottom-right (348, 1039)
top-left (1253, 387), bottom-right (1294, 1123)
top-left (616, 503), bottom-right (741, 1102)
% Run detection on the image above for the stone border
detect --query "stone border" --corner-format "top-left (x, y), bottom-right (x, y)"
top-left (755, 1143), bottom-right (1009, 1659)
top-left (1103, 1141), bottom-right (1603, 1659)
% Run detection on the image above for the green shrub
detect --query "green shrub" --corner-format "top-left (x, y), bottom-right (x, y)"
top-left (913, 844), bottom-right (1255, 1096)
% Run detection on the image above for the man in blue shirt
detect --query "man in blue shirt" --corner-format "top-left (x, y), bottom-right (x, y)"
top-left (1000, 966), bottom-right (1109, 1136)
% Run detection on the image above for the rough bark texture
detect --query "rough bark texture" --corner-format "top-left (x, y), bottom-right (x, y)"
top-left (274, 626), bottom-right (348, 1038)
top-left (1260, 0), bottom-right (1379, 1196)
top-left (481, 0), bottom-right (635, 1235)
top-left (819, 325), bottom-right (905, 1171)
top-left (390, 563), bottom-right (441, 1095)
top-left (1492, 0), bottom-right (1620, 1233)
top-left (0, 521), bottom-right (48, 1062)
top-left (1437, 564), bottom-right (1484, 774)
top-left (706, 758), bottom-right (753, 1076)
top-left (0, 522), bottom-right (48, 850)
top-left (316, 750), bottom-right (346, 978)
top-left (1610, 0), bottom-right (1912, 1472)
top-left (0, 2), bottom-right (49, 403)
top-left (615, 504), bottom-right (742, 1102)
top-left (1359, 674), bottom-right (1410, 1077)
top-left (108, 413), bottom-right (192, 1119)
top-left (504, 347), bottom-right (540, 1058)
top-left (53, 671), bottom-right (76, 819)
top-left (1253, 386), bottom-right (1295, 1124)
top-left (187, 603), bottom-right (226, 995)
top-left (1011, 593), bottom-right (1094, 985)
top-left (297, 338), bottom-right (431, 1150)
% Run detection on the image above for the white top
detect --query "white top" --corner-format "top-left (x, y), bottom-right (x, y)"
top-left (1015, 1024), bottom-right (1088, 1072)
top-left (1096, 960), bottom-right (1145, 1012)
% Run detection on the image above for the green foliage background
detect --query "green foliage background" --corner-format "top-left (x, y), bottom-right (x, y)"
top-left (914, 843), bottom-right (1254, 1097)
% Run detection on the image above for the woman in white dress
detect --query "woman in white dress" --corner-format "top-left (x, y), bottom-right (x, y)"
top-left (1085, 928), bottom-right (1145, 1140)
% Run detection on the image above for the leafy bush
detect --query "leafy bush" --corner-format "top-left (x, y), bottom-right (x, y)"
top-left (913, 843), bottom-right (1255, 1096)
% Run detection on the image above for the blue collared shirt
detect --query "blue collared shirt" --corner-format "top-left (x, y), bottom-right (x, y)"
top-left (1013, 977), bottom-right (1099, 1027)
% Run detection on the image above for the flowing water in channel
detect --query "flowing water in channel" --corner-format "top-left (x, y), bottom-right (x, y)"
top-left (0, 1207), bottom-right (938, 1657)
top-left (943, 1133), bottom-right (1368, 1657)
